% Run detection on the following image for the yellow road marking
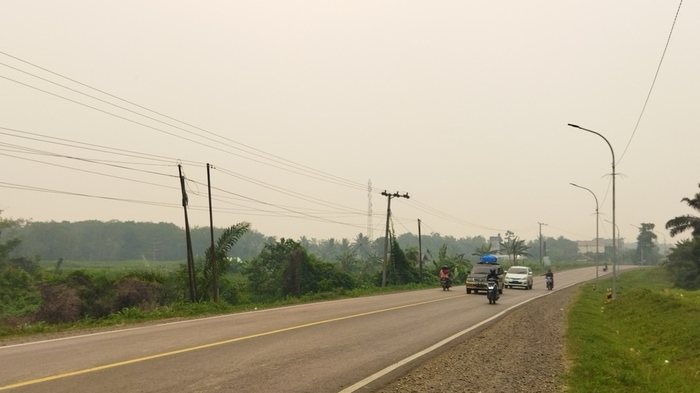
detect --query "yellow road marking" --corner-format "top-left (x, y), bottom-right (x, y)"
top-left (0, 295), bottom-right (455, 390)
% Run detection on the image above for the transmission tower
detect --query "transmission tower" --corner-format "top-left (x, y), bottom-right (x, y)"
top-left (367, 179), bottom-right (373, 240)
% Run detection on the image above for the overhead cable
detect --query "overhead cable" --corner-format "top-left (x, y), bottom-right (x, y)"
top-left (617, 0), bottom-right (684, 165)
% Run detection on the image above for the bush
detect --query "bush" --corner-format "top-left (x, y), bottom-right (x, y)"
top-left (61, 270), bottom-right (115, 318)
top-left (35, 283), bottom-right (82, 323)
top-left (217, 275), bottom-right (243, 304)
top-left (0, 266), bottom-right (41, 320)
top-left (114, 277), bottom-right (163, 311)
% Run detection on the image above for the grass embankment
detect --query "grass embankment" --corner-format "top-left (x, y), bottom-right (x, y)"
top-left (566, 267), bottom-right (700, 392)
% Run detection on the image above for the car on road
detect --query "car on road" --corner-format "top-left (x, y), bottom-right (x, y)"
top-left (505, 266), bottom-right (533, 289)
top-left (466, 261), bottom-right (504, 294)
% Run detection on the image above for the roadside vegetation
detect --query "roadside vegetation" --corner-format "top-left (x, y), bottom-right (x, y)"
top-left (6, 192), bottom-right (690, 342)
top-left (2, 210), bottom-right (608, 339)
top-left (565, 268), bottom-right (699, 392)
top-left (0, 214), bottom-right (462, 338)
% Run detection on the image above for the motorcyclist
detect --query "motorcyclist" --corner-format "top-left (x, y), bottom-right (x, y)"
top-left (439, 266), bottom-right (452, 288)
top-left (544, 268), bottom-right (554, 287)
top-left (486, 268), bottom-right (500, 301)
top-left (486, 268), bottom-right (499, 283)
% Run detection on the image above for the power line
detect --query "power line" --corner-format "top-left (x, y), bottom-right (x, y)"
top-left (0, 179), bottom-right (369, 231)
top-left (2, 128), bottom-right (370, 229)
top-left (0, 126), bottom-right (199, 166)
top-left (617, 0), bottom-right (684, 165)
top-left (0, 141), bottom-right (178, 178)
top-left (404, 199), bottom-right (506, 232)
top-left (0, 151), bottom-right (178, 190)
top-left (214, 166), bottom-right (366, 215)
top-left (185, 178), bottom-right (367, 230)
top-left (0, 51), bottom-right (367, 191)
top-left (2, 71), bottom-right (366, 189)
top-left (0, 53), bottom-right (415, 234)
top-left (0, 181), bottom-right (180, 208)
top-left (0, 52), bottom-right (519, 237)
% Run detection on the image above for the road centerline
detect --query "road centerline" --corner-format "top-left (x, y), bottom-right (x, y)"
top-left (0, 295), bottom-right (458, 391)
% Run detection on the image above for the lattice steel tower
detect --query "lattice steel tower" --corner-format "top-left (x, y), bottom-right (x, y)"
top-left (367, 179), bottom-right (373, 240)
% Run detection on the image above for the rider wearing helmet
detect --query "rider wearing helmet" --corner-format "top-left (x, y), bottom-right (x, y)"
top-left (486, 268), bottom-right (499, 282)
top-left (544, 268), bottom-right (554, 284)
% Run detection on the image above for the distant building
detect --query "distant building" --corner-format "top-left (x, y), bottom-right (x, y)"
top-left (576, 238), bottom-right (623, 254)
top-left (489, 234), bottom-right (503, 253)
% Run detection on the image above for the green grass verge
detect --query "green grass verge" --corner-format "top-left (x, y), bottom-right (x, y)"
top-left (565, 267), bottom-right (700, 392)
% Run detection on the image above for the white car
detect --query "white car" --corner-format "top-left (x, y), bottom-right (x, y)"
top-left (505, 266), bottom-right (533, 289)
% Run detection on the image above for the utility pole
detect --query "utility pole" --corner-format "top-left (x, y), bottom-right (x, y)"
top-left (367, 180), bottom-right (373, 241)
top-left (178, 164), bottom-right (197, 302)
top-left (207, 163), bottom-right (218, 302)
top-left (417, 218), bottom-right (423, 280)
top-left (538, 222), bottom-right (547, 266)
top-left (381, 190), bottom-right (410, 287)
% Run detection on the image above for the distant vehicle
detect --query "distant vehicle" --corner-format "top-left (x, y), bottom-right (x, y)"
top-left (465, 255), bottom-right (504, 294)
top-left (505, 266), bottom-right (533, 290)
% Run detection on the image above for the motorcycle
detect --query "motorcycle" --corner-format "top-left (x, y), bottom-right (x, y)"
top-left (440, 277), bottom-right (452, 291)
top-left (486, 279), bottom-right (500, 304)
top-left (545, 276), bottom-right (554, 291)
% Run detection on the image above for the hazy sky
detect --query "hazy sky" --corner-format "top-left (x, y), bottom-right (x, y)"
top-left (1, 1), bottom-right (698, 244)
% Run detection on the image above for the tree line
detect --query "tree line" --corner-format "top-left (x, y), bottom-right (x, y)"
top-left (6, 219), bottom-right (589, 263)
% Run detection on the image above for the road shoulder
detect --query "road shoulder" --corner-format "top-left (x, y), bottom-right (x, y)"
top-left (374, 285), bottom-right (579, 392)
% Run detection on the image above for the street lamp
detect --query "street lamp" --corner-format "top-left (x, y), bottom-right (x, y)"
top-left (570, 182), bottom-right (600, 287)
top-left (568, 123), bottom-right (618, 300)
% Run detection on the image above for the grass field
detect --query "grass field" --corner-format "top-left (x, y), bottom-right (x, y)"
top-left (38, 259), bottom-right (185, 273)
top-left (565, 267), bottom-right (700, 392)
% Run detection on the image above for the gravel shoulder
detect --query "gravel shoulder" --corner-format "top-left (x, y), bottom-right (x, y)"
top-left (374, 285), bottom-right (579, 393)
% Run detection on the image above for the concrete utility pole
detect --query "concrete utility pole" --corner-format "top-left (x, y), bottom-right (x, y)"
top-left (538, 222), bottom-right (547, 266)
top-left (178, 164), bottom-right (197, 302)
top-left (207, 163), bottom-right (218, 302)
top-left (381, 191), bottom-right (410, 287)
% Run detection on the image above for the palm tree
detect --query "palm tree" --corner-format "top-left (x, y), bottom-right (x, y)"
top-left (472, 243), bottom-right (493, 257)
top-left (203, 222), bottom-right (250, 301)
top-left (665, 183), bottom-right (700, 238)
top-left (499, 236), bottom-right (531, 266)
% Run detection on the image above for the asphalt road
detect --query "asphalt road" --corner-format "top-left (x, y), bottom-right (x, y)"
top-left (0, 266), bottom-right (620, 392)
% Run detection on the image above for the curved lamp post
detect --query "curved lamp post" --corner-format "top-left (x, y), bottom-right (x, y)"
top-left (568, 123), bottom-right (617, 300)
top-left (570, 182), bottom-right (600, 287)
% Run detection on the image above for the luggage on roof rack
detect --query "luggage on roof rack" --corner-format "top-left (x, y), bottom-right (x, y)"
top-left (479, 254), bottom-right (498, 264)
